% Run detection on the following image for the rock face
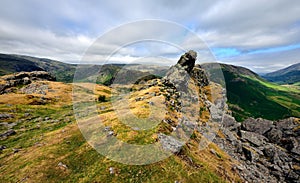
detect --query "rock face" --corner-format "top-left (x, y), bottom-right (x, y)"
top-left (214, 117), bottom-right (300, 183)
top-left (0, 71), bottom-right (55, 94)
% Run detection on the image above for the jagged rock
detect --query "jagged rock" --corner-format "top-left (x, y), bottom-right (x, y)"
top-left (242, 118), bottom-right (273, 135)
top-left (275, 117), bottom-right (298, 131)
top-left (287, 171), bottom-right (300, 183)
top-left (265, 128), bottom-right (283, 143)
top-left (158, 133), bottom-right (184, 153)
top-left (242, 145), bottom-right (257, 162)
top-left (191, 65), bottom-right (209, 87)
top-left (222, 114), bottom-right (236, 128)
top-left (177, 50), bottom-right (197, 73)
top-left (263, 144), bottom-right (277, 158)
top-left (281, 137), bottom-right (298, 152)
top-left (240, 130), bottom-right (268, 147)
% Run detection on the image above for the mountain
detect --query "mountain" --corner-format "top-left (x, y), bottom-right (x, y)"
top-left (0, 53), bottom-right (76, 83)
top-left (263, 63), bottom-right (300, 84)
top-left (207, 63), bottom-right (300, 122)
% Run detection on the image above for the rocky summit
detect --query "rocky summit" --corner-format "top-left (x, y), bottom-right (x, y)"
top-left (163, 50), bottom-right (300, 183)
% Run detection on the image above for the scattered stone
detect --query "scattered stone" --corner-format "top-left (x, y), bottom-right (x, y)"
top-left (0, 113), bottom-right (14, 119)
top-left (0, 129), bottom-right (16, 138)
top-left (0, 145), bottom-right (7, 151)
top-left (104, 126), bottom-right (111, 132)
top-left (148, 101), bottom-right (154, 106)
top-left (107, 131), bottom-right (114, 137)
top-left (109, 167), bottom-right (115, 175)
top-left (58, 162), bottom-right (68, 169)
top-left (24, 113), bottom-right (31, 117)
top-left (13, 148), bottom-right (20, 153)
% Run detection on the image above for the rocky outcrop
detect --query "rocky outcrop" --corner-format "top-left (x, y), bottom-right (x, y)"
top-left (163, 51), bottom-right (300, 182)
top-left (214, 117), bottom-right (300, 183)
top-left (0, 71), bottom-right (55, 94)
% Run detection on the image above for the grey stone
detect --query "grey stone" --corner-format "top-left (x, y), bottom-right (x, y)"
top-left (158, 133), bottom-right (184, 153)
top-left (222, 114), bottom-right (236, 128)
top-left (109, 167), bottom-right (115, 175)
top-left (0, 129), bottom-right (16, 138)
top-left (264, 128), bottom-right (282, 143)
top-left (0, 113), bottom-right (14, 119)
top-left (242, 118), bottom-right (273, 135)
top-left (240, 130), bottom-right (268, 147)
top-left (58, 162), bottom-right (68, 169)
top-left (107, 131), bottom-right (114, 137)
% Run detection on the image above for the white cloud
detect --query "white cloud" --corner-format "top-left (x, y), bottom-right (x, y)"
top-left (0, 0), bottom-right (299, 72)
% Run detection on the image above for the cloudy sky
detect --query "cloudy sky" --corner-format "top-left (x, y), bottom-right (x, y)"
top-left (0, 0), bottom-right (300, 73)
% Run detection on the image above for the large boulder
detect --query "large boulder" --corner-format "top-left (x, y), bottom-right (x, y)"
top-left (242, 118), bottom-right (273, 135)
top-left (240, 130), bottom-right (268, 147)
top-left (264, 128), bottom-right (283, 143)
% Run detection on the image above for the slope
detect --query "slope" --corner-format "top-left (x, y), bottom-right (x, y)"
top-left (0, 53), bottom-right (76, 83)
top-left (0, 71), bottom-right (241, 182)
top-left (220, 64), bottom-right (300, 121)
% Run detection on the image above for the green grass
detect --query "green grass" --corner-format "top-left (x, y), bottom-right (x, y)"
top-left (0, 83), bottom-right (240, 183)
top-left (223, 71), bottom-right (300, 121)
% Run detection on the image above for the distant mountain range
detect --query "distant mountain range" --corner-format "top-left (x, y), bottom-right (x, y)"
top-left (262, 62), bottom-right (300, 84)
top-left (0, 53), bottom-right (299, 121)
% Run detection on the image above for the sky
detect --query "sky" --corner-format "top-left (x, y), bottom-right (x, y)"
top-left (0, 0), bottom-right (300, 73)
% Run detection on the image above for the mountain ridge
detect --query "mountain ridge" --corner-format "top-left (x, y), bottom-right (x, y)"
top-left (263, 62), bottom-right (300, 84)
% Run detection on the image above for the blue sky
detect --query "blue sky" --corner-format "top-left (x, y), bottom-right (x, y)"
top-left (0, 0), bottom-right (300, 73)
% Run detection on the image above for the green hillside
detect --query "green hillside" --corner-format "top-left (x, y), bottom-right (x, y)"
top-left (221, 65), bottom-right (300, 121)
top-left (0, 54), bottom-right (76, 83)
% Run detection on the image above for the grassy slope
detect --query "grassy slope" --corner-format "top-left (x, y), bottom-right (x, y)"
top-left (0, 54), bottom-right (76, 83)
top-left (0, 80), bottom-right (241, 183)
top-left (223, 70), bottom-right (300, 121)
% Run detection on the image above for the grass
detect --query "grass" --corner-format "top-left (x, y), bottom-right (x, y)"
top-left (223, 70), bottom-right (300, 121)
top-left (0, 80), bottom-right (241, 182)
